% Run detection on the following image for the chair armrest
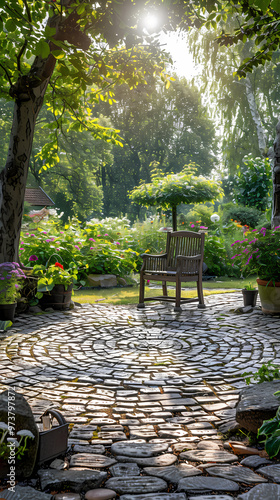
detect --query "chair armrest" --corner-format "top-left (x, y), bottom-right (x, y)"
top-left (140, 253), bottom-right (168, 273)
top-left (141, 253), bottom-right (167, 259)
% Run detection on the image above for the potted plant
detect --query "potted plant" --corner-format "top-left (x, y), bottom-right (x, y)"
top-left (231, 226), bottom-right (280, 313)
top-left (0, 262), bottom-right (26, 321)
top-left (32, 260), bottom-right (78, 310)
top-left (242, 283), bottom-right (258, 307)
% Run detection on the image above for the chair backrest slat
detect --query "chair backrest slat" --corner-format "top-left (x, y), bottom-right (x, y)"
top-left (166, 230), bottom-right (204, 271)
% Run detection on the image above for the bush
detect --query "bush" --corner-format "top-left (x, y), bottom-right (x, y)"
top-left (222, 204), bottom-right (265, 228)
top-left (204, 234), bottom-right (239, 277)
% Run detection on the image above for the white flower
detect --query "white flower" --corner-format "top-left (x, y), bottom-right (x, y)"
top-left (0, 422), bottom-right (8, 431)
top-left (210, 213), bottom-right (220, 223)
top-left (17, 429), bottom-right (35, 438)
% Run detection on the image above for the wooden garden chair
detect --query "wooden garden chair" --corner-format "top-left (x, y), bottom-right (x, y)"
top-left (138, 230), bottom-right (206, 312)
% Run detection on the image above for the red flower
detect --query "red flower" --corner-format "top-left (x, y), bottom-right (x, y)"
top-left (55, 262), bottom-right (64, 269)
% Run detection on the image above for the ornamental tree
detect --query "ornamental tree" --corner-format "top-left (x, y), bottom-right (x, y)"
top-left (0, 0), bottom-right (199, 264)
top-left (129, 165), bottom-right (223, 230)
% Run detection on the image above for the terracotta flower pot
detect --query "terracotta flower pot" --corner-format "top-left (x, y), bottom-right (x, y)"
top-left (257, 279), bottom-right (280, 314)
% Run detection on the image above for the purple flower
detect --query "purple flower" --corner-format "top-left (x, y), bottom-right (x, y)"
top-left (248, 238), bottom-right (257, 244)
top-left (231, 240), bottom-right (240, 247)
top-left (90, 247), bottom-right (94, 250)
top-left (46, 239), bottom-right (51, 243)
top-left (89, 238), bottom-right (95, 241)
top-left (30, 234), bottom-right (35, 237)
top-left (74, 245), bottom-right (80, 250)
top-left (199, 226), bottom-right (208, 230)
top-left (29, 255), bottom-right (38, 262)
top-left (104, 233), bottom-right (109, 236)
top-left (116, 242), bottom-right (120, 245)
top-left (42, 231), bottom-right (47, 234)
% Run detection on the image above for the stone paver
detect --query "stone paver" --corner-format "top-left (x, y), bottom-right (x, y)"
top-left (1, 293), bottom-right (280, 498)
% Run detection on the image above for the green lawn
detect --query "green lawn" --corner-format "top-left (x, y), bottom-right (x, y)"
top-left (74, 276), bottom-right (255, 305)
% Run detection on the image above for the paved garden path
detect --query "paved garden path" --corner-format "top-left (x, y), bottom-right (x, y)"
top-left (1, 292), bottom-right (280, 499)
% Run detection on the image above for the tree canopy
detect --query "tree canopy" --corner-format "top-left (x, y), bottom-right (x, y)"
top-left (0, 0), bottom-right (201, 263)
top-left (129, 165), bottom-right (223, 230)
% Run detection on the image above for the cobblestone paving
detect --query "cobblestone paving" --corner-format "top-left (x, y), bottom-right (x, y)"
top-left (1, 292), bottom-right (280, 499)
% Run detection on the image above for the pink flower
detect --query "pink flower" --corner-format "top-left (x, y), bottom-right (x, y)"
top-left (90, 247), bottom-right (94, 250)
top-left (74, 245), bottom-right (80, 250)
top-left (116, 242), bottom-right (120, 245)
top-left (104, 233), bottom-right (109, 236)
top-left (26, 233), bottom-right (29, 236)
top-left (42, 231), bottom-right (47, 234)
top-left (29, 255), bottom-right (38, 261)
top-left (89, 238), bottom-right (95, 241)
top-left (97, 234), bottom-right (101, 237)
top-left (190, 224), bottom-right (195, 228)
top-left (30, 234), bottom-right (35, 237)
top-left (46, 239), bottom-right (51, 243)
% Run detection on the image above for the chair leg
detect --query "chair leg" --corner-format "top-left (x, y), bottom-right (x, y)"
top-left (138, 273), bottom-right (145, 308)
top-left (174, 277), bottom-right (182, 312)
top-left (162, 282), bottom-right (168, 296)
top-left (197, 278), bottom-right (206, 309)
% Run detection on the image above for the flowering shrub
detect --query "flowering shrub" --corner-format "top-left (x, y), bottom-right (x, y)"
top-left (0, 263), bottom-right (26, 304)
top-left (32, 261), bottom-right (78, 298)
top-left (230, 226), bottom-right (280, 281)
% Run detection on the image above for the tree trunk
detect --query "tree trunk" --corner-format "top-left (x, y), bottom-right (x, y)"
top-left (172, 206), bottom-right (177, 231)
top-left (0, 81), bottom-right (49, 262)
top-left (271, 119), bottom-right (280, 228)
top-left (245, 77), bottom-right (267, 155)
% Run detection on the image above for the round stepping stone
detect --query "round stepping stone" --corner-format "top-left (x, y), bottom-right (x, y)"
top-left (206, 465), bottom-right (267, 484)
top-left (70, 453), bottom-right (116, 468)
top-left (54, 495), bottom-right (81, 500)
top-left (111, 441), bottom-right (169, 457)
top-left (177, 476), bottom-right (239, 493)
top-left (105, 476), bottom-right (167, 494)
top-left (110, 463), bottom-right (141, 477)
top-left (180, 450), bottom-right (238, 463)
top-left (116, 453), bottom-right (177, 467)
top-left (85, 489), bottom-right (117, 500)
top-left (236, 483), bottom-right (280, 499)
top-left (144, 464), bottom-right (202, 484)
top-left (257, 464), bottom-right (280, 481)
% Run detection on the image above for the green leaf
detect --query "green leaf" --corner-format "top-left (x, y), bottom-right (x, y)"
top-left (271, 0), bottom-right (280, 13)
top-left (0, 320), bottom-right (13, 331)
top-left (35, 40), bottom-right (50, 59)
top-left (265, 435), bottom-right (280, 458)
top-left (52, 50), bottom-right (65, 60)
top-left (5, 19), bottom-right (17, 32)
top-left (253, 0), bottom-right (270, 10)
